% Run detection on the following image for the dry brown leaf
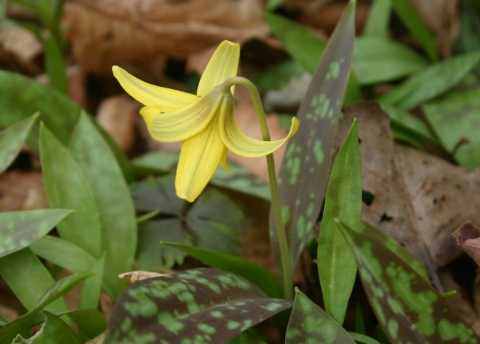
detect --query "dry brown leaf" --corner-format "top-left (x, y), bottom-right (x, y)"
top-left (336, 102), bottom-right (480, 288)
top-left (62, 0), bottom-right (269, 74)
top-left (453, 222), bottom-right (480, 268)
top-left (0, 27), bottom-right (42, 75)
top-left (119, 271), bottom-right (168, 284)
top-left (0, 171), bottom-right (48, 211)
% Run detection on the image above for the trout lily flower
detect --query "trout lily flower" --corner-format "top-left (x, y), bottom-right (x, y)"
top-left (113, 41), bottom-right (298, 202)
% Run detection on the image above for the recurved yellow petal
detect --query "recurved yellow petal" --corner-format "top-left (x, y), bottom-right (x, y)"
top-left (141, 89), bottom-right (223, 142)
top-left (113, 66), bottom-right (197, 110)
top-left (196, 41), bottom-right (240, 96)
top-left (175, 116), bottom-right (227, 202)
top-left (219, 96), bottom-right (299, 157)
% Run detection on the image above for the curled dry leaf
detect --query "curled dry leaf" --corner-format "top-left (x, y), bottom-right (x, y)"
top-left (452, 221), bottom-right (480, 268)
top-left (62, 0), bottom-right (269, 74)
top-left (119, 271), bottom-right (168, 284)
top-left (336, 102), bottom-right (480, 289)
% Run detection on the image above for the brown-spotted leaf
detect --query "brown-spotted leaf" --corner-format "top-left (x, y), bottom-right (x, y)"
top-left (105, 268), bottom-right (292, 344)
top-left (452, 221), bottom-right (480, 268)
top-left (270, 0), bottom-right (356, 280)
top-left (337, 219), bottom-right (480, 344)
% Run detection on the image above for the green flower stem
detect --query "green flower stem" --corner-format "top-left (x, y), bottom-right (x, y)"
top-left (219, 77), bottom-right (293, 300)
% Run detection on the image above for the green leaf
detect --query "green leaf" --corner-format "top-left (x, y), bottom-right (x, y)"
top-left (0, 248), bottom-right (67, 312)
top-left (318, 119), bottom-right (361, 324)
top-left (378, 52), bottom-right (480, 109)
top-left (271, 0), bottom-right (357, 284)
top-left (264, 9), bottom-right (361, 104)
top-left (254, 59), bottom-right (305, 93)
top-left (0, 209), bottom-right (71, 258)
top-left (0, 113), bottom-right (38, 174)
top-left (337, 219), bottom-right (480, 343)
top-left (354, 36), bottom-right (429, 84)
top-left (162, 242), bottom-right (281, 299)
top-left (44, 33), bottom-right (68, 95)
top-left (22, 311), bottom-right (81, 344)
top-left (79, 254), bottom-right (105, 310)
top-left (453, 1), bottom-right (480, 76)
top-left (105, 268), bottom-right (292, 344)
top-left (390, 0), bottom-right (438, 61)
top-left (286, 289), bottom-right (355, 343)
top-left (379, 102), bottom-right (438, 143)
top-left (227, 327), bottom-right (267, 344)
top-left (39, 124), bottom-right (102, 258)
top-left (348, 332), bottom-right (381, 344)
top-left (423, 86), bottom-right (480, 171)
top-left (363, 0), bottom-right (391, 38)
top-left (132, 151), bottom-right (271, 200)
top-left (63, 309), bottom-right (107, 342)
top-left (68, 113), bottom-right (136, 299)
top-left (266, 0), bottom-right (284, 11)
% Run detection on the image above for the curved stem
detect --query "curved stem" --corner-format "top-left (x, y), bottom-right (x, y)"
top-left (219, 77), bottom-right (293, 300)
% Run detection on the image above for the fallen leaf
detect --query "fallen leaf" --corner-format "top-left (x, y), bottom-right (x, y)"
top-left (0, 27), bottom-right (43, 75)
top-left (62, 0), bottom-right (269, 74)
top-left (0, 171), bottom-right (48, 211)
top-left (118, 271), bottom-right (168, 284)
top-left (452, 221), bottom-right (480, 267)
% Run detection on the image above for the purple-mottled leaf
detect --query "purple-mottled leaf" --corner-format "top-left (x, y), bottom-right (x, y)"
top-left (318, 119), bottom-right (361, 324)
top-left (269, 0), bottom-right (356, 283)
top-left (286, 289), bottom-right (355, 343)
top-left (0, 113), bottom-right (38, 174)
top-left (337, 219), bottom-right (480, 343)
top-left (106, 268), bottom-right (292, 344)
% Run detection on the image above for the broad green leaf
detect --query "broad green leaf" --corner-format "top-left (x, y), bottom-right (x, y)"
top-left (0, 113), bottom-right (38, 174)
top-left (423, 86), bottom-right (480, 171)
top-left (378, 52), bottom-right (480, 109)
top-left (0, 209), bottom-right (71, 258)
top-left (63, 309), bottom-right (107, 342)
top-left (390, 123), bottom-right (425, 149)
top-left (379, 102), bottom-right (438, 143)
top-left (44, 33), bottom-right (68, 95)
top-left (318, 120), bottom-right (362, 324)
top-left (271, 0), bottom-right (357, 285)
top-left (79, 254), bottom-right (105, 310)
top-left (132, 175), bottom-right (243, 270)
top-left (17, 311), bottom-right (81, 344)
top-left (105, 268), bottom-right (292, 344)
top-left (68, 113), bottom-right (136, 299)
top-left (30, 235), bottom-right (96, 272)
top-left (363, 0), bottom-right (391, 38)
top-left (254, 59), bottom-right (305, 93)
top-left (31, 271), bottom-right (93, 314)
top-left (337, 219), bottom-right (480, 343)
top-left (390, 0), bottom-right (438, 61)
top-left (40, 124), bottom-right (102, 257)
top-left (354, 36), bottom-right (429, 84)
top-left (132, 151), bottom-right (271, 200)
top-left (162, 242), bottom-right (281, 299)
top-left (286, 289), bottom-right (355, 343)
top-left (264, 9), bottom-right (361, 104)
top-left (348, 332), bottom-right (381, 344)
top-left (0, 313), bottom-right (44, 344)
top-left (0, 248), bottom-right (66, 313)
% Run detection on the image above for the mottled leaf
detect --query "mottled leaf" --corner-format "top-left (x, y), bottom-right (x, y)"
top-left (106, 268), bottom-right (292, 344)
top-left (318, 120), bottom-right (361, 324)
top-left (354, 36), bottom-right (429, 84)
top-left (391, 0), bottom-right (438, 61)
top-left (271, 0), bottom-right (356, 282)
top-left (337, 219), bottom-right (480, 343)
top-left (40, 124), bottom-right (102, 257)
top-left (0, 209), bottom-right (71, 258)
top-left (69, 113), bottom-right (136, 299)
top-left (363, 0), bottom-right (391, 38)
top-left (133, 151), bottom-right (271, 200)
top-left (162, 242), bottom-right (281, 299)
top-left (17, 311), bottom-right (81, 344)
top-left (0, 248), bottom-right (67, 313)
top-left (286, 289), bottom-right (355, 344)
top-left (0, 113), bottom-right (38, 174)
top-left (378, 52), bottom-right (480, 109)
top-left (423, 86), bottom-right (480, 171)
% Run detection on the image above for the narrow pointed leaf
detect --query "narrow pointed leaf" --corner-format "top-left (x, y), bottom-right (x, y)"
top-left (0, 113), bottom-right (38, 174)
top-left (318, 120), bottom-right (362, 324)
top-left (0, 209), bottom-right (71, 258)
top-left (44, 33), bottom-right (68, 95)
top-left (106, 268), bottom-right (292, 344)
top-left (69, 113), bottom-right (136, 299)
top-left (0, 248), bottom-right (67, 312)
top-left (363, 0), bottom-right (391, 38)
top-left (270, 0), bottom-right (356, 282)
top-left (348, 332), bottom-right (381, 344)
top-left (337, 219), bottom-right (480, 343)
top-left (40, 124), bottom-right (102, 258)
top-left (378, 52), bottom-right (480, 109)
top-left (162, 242), bottom-right (281, 298)
top-left (79, 255), bottom-right (105, 310)
top-left (286, 289), bottom-right (355, 344)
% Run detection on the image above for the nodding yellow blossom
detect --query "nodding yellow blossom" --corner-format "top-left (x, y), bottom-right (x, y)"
top-left (113, 41), bottom-right (298, 202)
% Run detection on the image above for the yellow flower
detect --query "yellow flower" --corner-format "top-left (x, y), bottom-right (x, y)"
top-left (113, 41), bottom-right (298, 202)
